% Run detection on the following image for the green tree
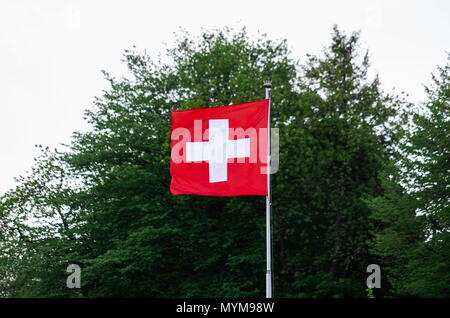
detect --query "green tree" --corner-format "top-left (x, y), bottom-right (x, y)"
top-left (0, 147), bottom-right (83, 297)
top-left (370, 55), bottom-right (450, 297)
top-left (272, 26), bottom-right (406, 297)
top-left (74, 28), bottom-right (304, 297)
top-left (0, 28), bottom-right (299, 298)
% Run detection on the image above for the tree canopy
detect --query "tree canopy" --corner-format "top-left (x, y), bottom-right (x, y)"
top-left (0, 27), bottom-right (448, 298)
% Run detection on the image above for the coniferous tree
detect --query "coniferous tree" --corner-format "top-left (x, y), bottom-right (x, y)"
top-left (274, 26), bottom-right (405, 297)
top-left (370, 55), bottom-right (449, 297)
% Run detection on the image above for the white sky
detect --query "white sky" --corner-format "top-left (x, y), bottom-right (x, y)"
top-left (0, 0), bottom-right (449, 194)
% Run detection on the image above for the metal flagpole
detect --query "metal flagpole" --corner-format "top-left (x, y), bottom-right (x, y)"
top-left (263, 82), bottom-right (272, 298)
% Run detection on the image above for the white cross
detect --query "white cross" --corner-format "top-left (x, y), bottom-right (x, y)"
top-left (186, 119), bottom-right (250, 183)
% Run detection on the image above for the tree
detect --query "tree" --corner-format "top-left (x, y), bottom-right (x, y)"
top-left (271, 26), bottom-right (407, 297)
top-left (0, 147), bottom-right (83, 297)
top-left (370, 55), bottom-right (450, 297)
top-left (68, 28), bottom-right (301, 297)
top-left (0, 28), bottom-right (301, 297)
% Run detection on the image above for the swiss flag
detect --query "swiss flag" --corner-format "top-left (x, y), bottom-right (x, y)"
top-left (170, 100), bottom-right (269, 196)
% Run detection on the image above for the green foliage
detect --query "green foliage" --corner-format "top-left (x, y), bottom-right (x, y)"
top-left (1, 27), bottom-right (446, 298)
top-left (369, 55), bottom-right (450, 297)
top-left (366, 287), bottom-right (375, 298)
top-left (272, 26), bottom-right (405, 297)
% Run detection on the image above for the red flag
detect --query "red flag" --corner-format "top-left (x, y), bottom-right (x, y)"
top-left (170, 99), bottom-right (269, 196)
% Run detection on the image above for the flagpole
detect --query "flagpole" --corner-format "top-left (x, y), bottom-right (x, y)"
top-left (263, 81), bottom-right (272, 298)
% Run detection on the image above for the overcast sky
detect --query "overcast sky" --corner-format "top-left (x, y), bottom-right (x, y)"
top-left (0, 0), bottom-right (449, 194)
